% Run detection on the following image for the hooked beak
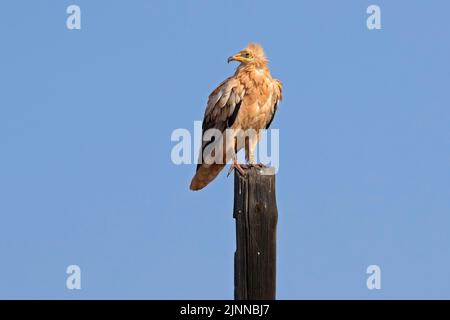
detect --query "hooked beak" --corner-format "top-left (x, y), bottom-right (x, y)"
top-left (227, 54), bottom-right (242, 64)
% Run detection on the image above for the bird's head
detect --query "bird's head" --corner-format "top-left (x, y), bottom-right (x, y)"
top-left (227, 43), bottom-right (268, 66)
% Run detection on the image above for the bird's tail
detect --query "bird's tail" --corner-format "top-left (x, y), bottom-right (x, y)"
top-left (189, 163), bottom-right (226, 191)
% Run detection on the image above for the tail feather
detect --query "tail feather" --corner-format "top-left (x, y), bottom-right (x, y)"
top-left (190, 163), bottom-right (226, 191)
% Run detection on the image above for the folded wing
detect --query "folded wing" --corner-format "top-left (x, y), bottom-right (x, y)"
top-left (190, 78), bottom-right (245, 190)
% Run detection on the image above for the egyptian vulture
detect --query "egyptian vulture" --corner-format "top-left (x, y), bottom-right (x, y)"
top-left (190, 43), bottom-right (282, 191)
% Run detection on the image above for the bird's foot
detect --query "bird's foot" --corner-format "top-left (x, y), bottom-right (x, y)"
top-left (246, 160), bottom-right (267, 169)
top-left (246, 158), bottom-right (257, 167)
top-left (227, 160), bottom-right (246, 177)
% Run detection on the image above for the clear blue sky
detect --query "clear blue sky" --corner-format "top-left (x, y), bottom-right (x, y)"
top-left (0, 0), bottom-right (449, 299)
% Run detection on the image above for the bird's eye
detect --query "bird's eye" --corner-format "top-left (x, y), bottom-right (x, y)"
top-left (244, 52), bottom-right (251, 58)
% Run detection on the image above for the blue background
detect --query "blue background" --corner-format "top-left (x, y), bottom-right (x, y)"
top-left (0, 0), bottom-right (449, 299)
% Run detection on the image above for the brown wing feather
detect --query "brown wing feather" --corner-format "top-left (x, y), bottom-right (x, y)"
top-left (265, 79), bottom-right (283, 129)
top-left (190, 78), bottom-right (244, 190)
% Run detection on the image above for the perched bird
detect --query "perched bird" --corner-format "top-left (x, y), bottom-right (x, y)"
top-left (190, 43), bottom-right (282, 191)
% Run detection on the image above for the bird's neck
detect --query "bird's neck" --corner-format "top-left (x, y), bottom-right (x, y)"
top-left (235, 63), bottom-right (270, 78)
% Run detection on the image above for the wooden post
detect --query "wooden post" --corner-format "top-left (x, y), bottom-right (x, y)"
top-left (233, 166), bottom-right (278, 300)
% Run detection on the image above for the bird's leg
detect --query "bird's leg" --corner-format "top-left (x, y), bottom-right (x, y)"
top-left (246, 132), bottom-right (259, 166)
top-left (248, 152), bottom-right (257, 166)
top-left (227, 155), bottom-right (245, 177)
top-left (227, 136), bottom-right (245, 177)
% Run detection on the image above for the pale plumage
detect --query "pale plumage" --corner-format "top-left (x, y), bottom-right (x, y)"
top-left (190, 43), bottom-right (282, 191)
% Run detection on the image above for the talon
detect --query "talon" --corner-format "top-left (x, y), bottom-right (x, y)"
top-left (227, 159), bottom-right (245, 177)
top-left (245, 149), bottom-right (257, 167)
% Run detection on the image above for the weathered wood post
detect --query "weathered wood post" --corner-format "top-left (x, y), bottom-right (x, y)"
top-left (233, 166), bottom-right (278, 300)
